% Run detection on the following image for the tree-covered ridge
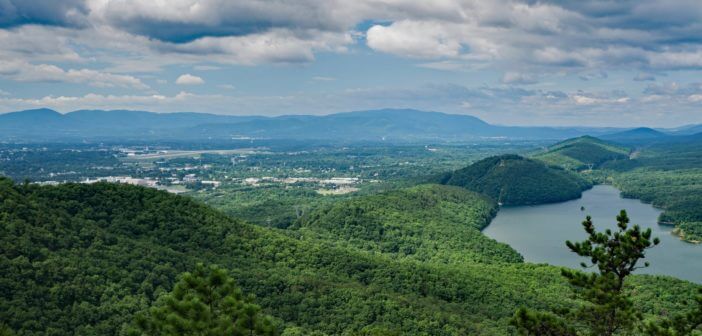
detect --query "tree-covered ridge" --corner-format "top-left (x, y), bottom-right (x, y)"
top-left (528, 134), bottom-right (702, 243)
top-left (438, 154), bottom-right (592, 205)
top-left (533, 136), bottom-right (630, 170)
top-left (0, 178), bottom-right (570, 335)
top-left (1, 178), bottom-right (698, 335)
top-left (296, 184), bottom-right (522, 264)
top-left (612, 169), bottom-right (702, 242)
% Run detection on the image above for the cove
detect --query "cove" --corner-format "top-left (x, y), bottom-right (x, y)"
top-left (483, 185), bottom-right (702, 283)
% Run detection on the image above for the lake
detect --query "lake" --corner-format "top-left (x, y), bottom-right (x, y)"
top-left (483, 185), bottom-right (702, 283)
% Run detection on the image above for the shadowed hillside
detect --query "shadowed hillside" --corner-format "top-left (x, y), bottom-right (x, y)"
top-left (438, 155), bottom-right (592, 205)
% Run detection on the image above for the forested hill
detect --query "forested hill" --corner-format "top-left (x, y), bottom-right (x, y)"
top-left (533, 135), bottom-right (630, 170)
top-left (0, 178), bottom-right (697, 335)
top-left (295, 184), bottom-right (522, 264)
top-left (438, 154), bottom-right (592, 205)
top-left (532, 134), bottom-right (702, 243)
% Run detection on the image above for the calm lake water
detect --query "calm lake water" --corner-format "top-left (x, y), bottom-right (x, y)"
top-left (483, 185), bottom-right (702, 283)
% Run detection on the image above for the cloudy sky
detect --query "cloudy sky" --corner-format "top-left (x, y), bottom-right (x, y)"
top-left (1, 0), bottom-right (702, 126)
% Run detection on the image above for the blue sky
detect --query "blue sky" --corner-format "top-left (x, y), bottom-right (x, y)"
top-left (1, 0), bottom-right (702, 126)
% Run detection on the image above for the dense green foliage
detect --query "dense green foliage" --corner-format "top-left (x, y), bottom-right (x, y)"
top-left (533, 136), bottom-right (629, 171)
top-left (612, 169), bottom-right (702, 242)
top-left (131, 263), bottom-right (277, 336)
top-left (296, 184), bottom-right (522, 264)
top-left (602, 138), bottom-right (702, 242)
top-left (1, 178), bottom-right (698, 335)
top-left (644, 288), bottom-right (702, 335)
top-left (439, 154), bottom-right (591, 205)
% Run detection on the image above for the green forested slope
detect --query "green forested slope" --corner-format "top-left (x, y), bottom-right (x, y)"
top-left (438, 155), bottom-right (591, 205)
top-left (612, 169), bottom-right (702, 242)
top-left (0, 178), bottom-right (698, 335)
top-left (563, 137), bottom-right (702, 242)
top-left (525, 134), bottom-right (702, 243)
top-left (296, 184), bottom-right (522, 264)
top-left (533, 136), bottom-right (630, 170)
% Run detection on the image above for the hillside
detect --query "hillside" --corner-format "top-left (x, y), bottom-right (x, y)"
top-left (296, 184), bottom-right (522, 264)
top-left (438, 155), bottom-right (592, 205)
top-left (601, 127), bottom-right (671, 145)
top-left (2, 179), bottom-right (698, 335)
top-left (533, 136), bottom-right (630, 170)
top-left (0, 108), bottom-right (619, 142)
top-left (572, 135), bottom-right (702, 242)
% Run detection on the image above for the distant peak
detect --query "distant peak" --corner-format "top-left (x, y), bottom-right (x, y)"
top-left (627, 127), bottom-right (661, 133)
top-left (19, 108), bottom-right (61, 115)
top-left (1, 108), bottom-right (62, 118)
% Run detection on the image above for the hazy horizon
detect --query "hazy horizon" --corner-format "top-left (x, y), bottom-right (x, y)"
top-left (1, 106), bottom-right (697, 129)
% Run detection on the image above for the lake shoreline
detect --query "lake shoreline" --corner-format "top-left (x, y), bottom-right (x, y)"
top-left (483, 185), bottom-right (702, 283)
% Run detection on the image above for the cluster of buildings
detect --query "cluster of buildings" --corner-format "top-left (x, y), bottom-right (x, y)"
top-left (242, 176), bottom-right (360, 187)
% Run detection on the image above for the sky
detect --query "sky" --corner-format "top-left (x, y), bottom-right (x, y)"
top-left (1, 0), bottom-right (702, 127)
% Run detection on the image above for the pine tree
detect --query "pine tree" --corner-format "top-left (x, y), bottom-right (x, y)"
top-left (0, 324), bottom-right (15, 336)
top-left (512, 210), bottom-right (660, 336)
top-left (131, 263), bottom-right (277, 336)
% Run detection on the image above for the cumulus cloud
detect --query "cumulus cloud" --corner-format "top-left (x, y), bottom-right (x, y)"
top-left (0, 91), bottom-right (195, 112)
top-left (0, 60), bottom-right (149, 89)
top-left (571, 94), bottom-right (630, 105)
top-left (0, 0), bottom-right (89, 28)
top-left (362, 0), bottom-right (702, 72)
top-left (2, 0), bottom-right (702, 71)
top-left (88, 0), bottom-right (357, 43)
top-left (367, 21), bottom-right (464, 59)
top-left (161, 29), bottom-right (352, 64)
top-left (642, 82), bottom-right (702, 103)
top-left (175, 74), bottom-right (205, 85)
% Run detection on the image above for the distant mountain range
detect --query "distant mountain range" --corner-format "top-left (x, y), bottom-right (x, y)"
top-left (0, 108), bottom-right (698, 143)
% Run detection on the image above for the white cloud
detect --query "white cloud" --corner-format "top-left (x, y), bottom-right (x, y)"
top-left (367, 21), bottom-right (463, 59)
top-left (0, 60), bottom-right (149, 89)
top-left (362, 1), bottom-right (702, 72)
top-left (163, 29), bottom-right (352, 65)
top-left (572, 95), bottom-right (630, 105)
top-left (312, 76), bottom-right (335, 81)
top-left (3, 0), bottom-right (702, 74)
top-left (0, 91), bottom-right (195, 112)
top-left (175, 74), bottom-right (205, 85)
